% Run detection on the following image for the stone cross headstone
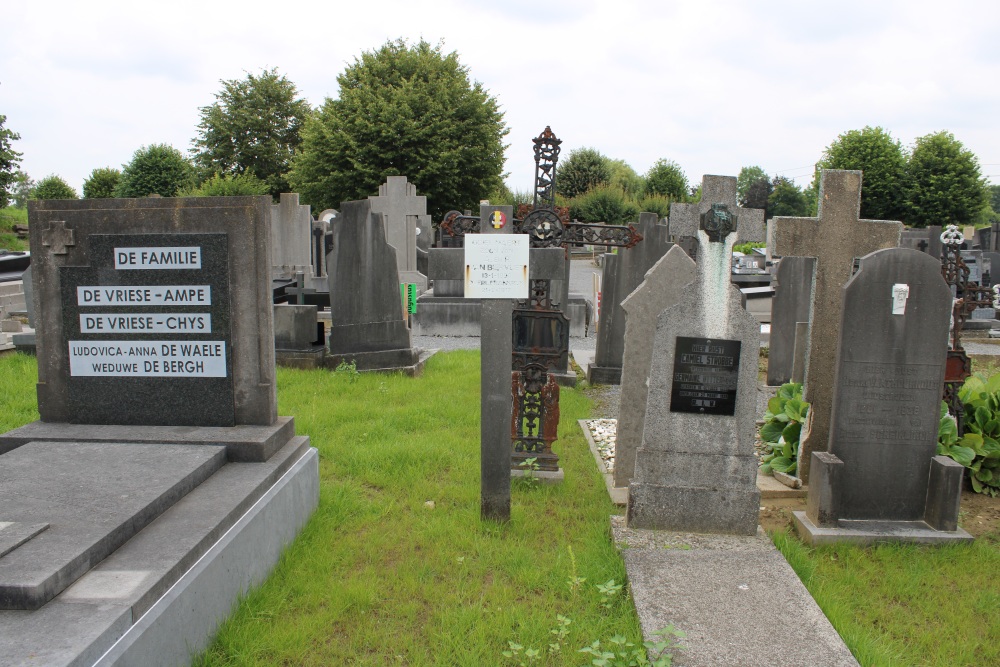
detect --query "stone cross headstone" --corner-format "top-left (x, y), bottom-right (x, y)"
top-left (627, 175), bottom-right (761, 534)
top-left (766, 257), bottom-right (815, 386)
top-left (793, 247), bottom-right (970, 544)
top-left (368, 175), bottom-right (429, 290)
top-left (587, 212), bottom-right (671, 385)
top-left (612, 246), bottom-right (697, 490)
top-left (669, 179), bottom-right (765, 247)
top-left (772, 170), bottom-right (902, 482)
top-left (326, 199), bottom-right (421, 371)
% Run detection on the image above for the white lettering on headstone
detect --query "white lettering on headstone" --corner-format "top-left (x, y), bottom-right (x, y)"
top-left (892, 283), bottom-right (910, 315)
top-left (79, 313), bottom-right (212, 334)
top-left (114, 247), bottom-right (202, 270)
top-left (463, 235), bottom-right (529, 299)
top-left (76, 286), bottom-right (212, 306)
top-left (68, 340), bottom-right (226, 377)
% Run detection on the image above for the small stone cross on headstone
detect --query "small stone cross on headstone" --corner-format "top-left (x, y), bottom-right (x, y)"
top-left (772, 170), bottom-right (902, 482)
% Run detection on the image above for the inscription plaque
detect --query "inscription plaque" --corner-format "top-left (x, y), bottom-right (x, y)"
top-left (669, 336), bottom-right (741, 415)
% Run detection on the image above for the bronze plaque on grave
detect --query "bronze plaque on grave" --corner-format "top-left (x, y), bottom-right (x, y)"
top-left (670, 336), bottom-right (741, 416)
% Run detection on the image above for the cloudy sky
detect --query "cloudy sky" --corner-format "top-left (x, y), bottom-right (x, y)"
top-left (3, 0), bottom-right (999, 204)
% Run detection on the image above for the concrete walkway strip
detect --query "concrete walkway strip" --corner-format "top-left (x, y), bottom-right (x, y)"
top-left (612, 516), bottom-right (859, 667)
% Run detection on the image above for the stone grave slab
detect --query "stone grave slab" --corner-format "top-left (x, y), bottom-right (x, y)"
top-left (793, 247), bottom-right (970, 545)
top-left (612, 246), bottom-right (697, 490)
top-left (766, 256), bottom-right (815, 386)
top-left (368, 175), bottom-right (429, 290)
top-left (772, 170), bottom-right (901, 481)
top-left (325, 198), bottom-right (424, 372)
top-left (0, 441), bottom-right (226, 609)
top-left (588, 212), bottom-right (671, 385)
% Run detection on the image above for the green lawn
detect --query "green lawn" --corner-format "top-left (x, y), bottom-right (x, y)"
top-left (0, 206), bottom-right (28, 251)
top-left (1, 351), bottom-right (998, 666)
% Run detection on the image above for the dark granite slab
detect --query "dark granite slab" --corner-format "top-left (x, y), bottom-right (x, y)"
top-left (0, 441), bottom-right (226, 609)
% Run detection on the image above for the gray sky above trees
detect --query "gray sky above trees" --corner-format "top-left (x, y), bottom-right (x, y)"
top-left (4, 0), bottom-right (999, 200)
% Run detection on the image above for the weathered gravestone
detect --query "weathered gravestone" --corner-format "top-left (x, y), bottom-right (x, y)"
top-left (793, 247), bottom-right (972, 545)
top-left (271, 192), bottom-right (323, 289)
top-left (766, 256), bottom-right (815, 387)
top-left (325, 199), bottom-right (427, 374)
top-left (627, 177), bottom-right (761, 534)
top-left (772, 170), bottom-right (902, 482)
top-left (368, 175), bottom-right (430, 290)
top-left (611, 246), bottom-right (697, 490)
top-left (668, 179), bottom-right (765, 247)
top-left (0, 197), bottom-right (318, 663)
top-left (273, 303), bottom-right (326, 369)
top-left (613, 176), bottom-right (762, 495)
top-left (587, 212), bottom-right (672, 385)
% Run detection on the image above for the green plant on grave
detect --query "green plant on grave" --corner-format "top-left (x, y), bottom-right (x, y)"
top-left (732, 241), bottom-right (765, 255)
top-left (939, 373), bottom-right (1000, 496)
top-left (759, 382), bottom-right (809, 476)
top-left (579, 625), bottom-right (685, 667)
top-left (333, 359), bottom-right (359, 383)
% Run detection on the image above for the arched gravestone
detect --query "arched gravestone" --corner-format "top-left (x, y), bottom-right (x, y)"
top-left (793, 247), bottom-right (971, 545)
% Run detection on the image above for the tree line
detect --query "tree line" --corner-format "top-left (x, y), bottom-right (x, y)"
top-left (1, 41), bottom-right (996, 230)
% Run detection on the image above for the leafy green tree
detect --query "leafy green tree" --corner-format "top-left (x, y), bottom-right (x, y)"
top-left (737, 165), bottom-right (769, 208)
top-left (816, 126), bottom-right (907, 221)
top-left (989, 184), bottom-right (1000, 214)
top-left (555, 147), bottom-right (611, 199)
top-left (82, 167), bottom-right (121, 199)
top-left (191, 68), bottom-right (311, 199)
top-left (176, 173), bottom-right (270, 197)
top-left (645, 159), bottom-right (688, 201)
top-left (607, 158), bottom-right (645, 198)
top-left (905, 131), bottom-right (988, 228)
top-left (768, 176), bottom-right (810, 218)
top-left (636, 194), bottom-right (672, 220)
top-left (568, 184), bottom-right (640, 226)
top-left (289, 39), bottom-right (507, 219)
top-left (114, 144), bottom-right (194, 198)
top-left (0, 114), bottom-right (22, 209)
top-left (11, 171), bottom-right (33, 208)
top-left (31, 174), bottom-right (78, 200)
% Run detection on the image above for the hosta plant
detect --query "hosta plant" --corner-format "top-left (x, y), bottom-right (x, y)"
top-left (759, 382), bottom-right (809, 476)
top-left (938, 372), bottom-right (1000, 496)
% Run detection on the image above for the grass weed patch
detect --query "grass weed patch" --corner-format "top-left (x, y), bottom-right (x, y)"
top-left (195, 350), bottom-right (642, 666)
top-left (772, 529), bottom-right (1000, 667)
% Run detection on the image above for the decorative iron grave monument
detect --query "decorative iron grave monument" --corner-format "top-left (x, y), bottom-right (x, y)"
top-left (792, 247), bottom-right (972, 545)
top-left (0, 197), bottom-right (319, 665)
top-left (626, 176), bottom-right (761, 534)
top-left (429, 203), bottom-right (564, 520)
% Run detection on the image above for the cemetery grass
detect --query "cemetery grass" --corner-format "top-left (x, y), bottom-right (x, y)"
top-left (191, 350), bottom-right (641, 666)
top-left (0, 206), bottom-right (28, 251)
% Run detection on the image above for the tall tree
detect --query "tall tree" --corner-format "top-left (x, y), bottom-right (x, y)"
top-left (191, 68), bottom-right (311, 199)
top-left (82, 167), bottom-right (121, 199)
top-left (905, 131), bottom-right (988, 228)
top-left (555, 147), bottom-right (612, 198)
top-left (289, 39), bottom-right (507, 218)
top-left (767, 176), bottom-right (809, 218)
top-left (114, 144), bottom-right (194, 198)
top-left (737, 165), bottom-right (768, 206)
top-left (645, 158), bottom-right (688, 201)
top-left (816, 126), bottom-right (907, 221)
top-left (31, 174), bottom-right (78, 200)
top-left (0, 114), bottom-right (22, 209)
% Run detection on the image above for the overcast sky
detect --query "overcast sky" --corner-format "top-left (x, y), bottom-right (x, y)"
top-left (4, 0), bottom-right (999, 206)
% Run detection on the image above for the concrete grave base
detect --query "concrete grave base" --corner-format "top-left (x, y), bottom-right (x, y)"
top-left (585, 364), bottom-right (622, 385)
top-left (0, 438), bottom-right (318, 667)
top-left (0, 417), bottom-right (296, 462)
top-left (274, 345), bottom-right (326, 370)
top-left (627, 483), bottom-right (760, 535)
top-left (323, 347), bottom-right (437, 377)
top-left (612, 515), bottom-right (859, 667)
top-left (578, 419), bottom-right (628, 506)
top-left (792, 511), bottom-right (974, 547)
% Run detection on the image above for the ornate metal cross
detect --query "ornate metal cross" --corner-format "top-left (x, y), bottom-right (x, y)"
top-left (438, 127), bottom-right (643, 473)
